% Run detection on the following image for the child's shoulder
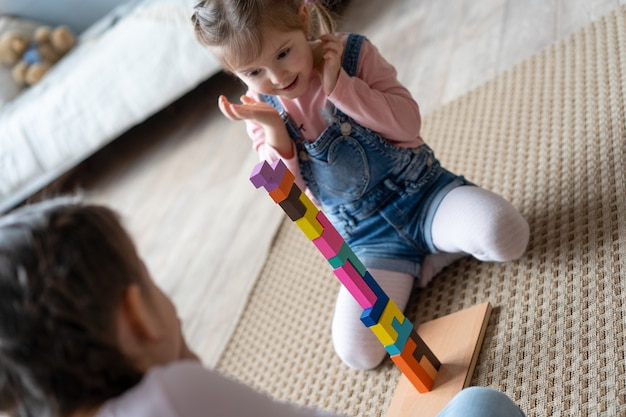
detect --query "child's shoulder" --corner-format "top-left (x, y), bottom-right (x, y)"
top-left (333, 31), bottom-right (364, 43)
top-left (96, 361), bottom-right (208, 417)
top-left (332, 31), bottom-right (377, 54)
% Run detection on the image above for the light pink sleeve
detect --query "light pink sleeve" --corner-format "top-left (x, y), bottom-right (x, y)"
top-left (244, 95), bottom-right (308, 191)
top-left (328, 36), bottom-right (423, 147)
top-left (160, 361), bottom-right (342, 417)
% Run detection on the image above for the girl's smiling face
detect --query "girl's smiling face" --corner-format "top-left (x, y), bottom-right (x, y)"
top-left (232, 25), bottom-right (315, 99)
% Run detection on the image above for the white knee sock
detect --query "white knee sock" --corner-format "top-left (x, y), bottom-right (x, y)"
top-left (331, 268), bottom-right (414, 370)
top-left (430, 186), bottom-right (530, 262)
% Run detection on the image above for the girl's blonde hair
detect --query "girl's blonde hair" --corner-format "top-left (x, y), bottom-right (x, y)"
top-left (191, 0), bottom-right (336, 71)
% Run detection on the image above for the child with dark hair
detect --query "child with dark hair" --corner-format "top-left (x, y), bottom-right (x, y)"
top-left (0, 198), bottom-right (525, 417)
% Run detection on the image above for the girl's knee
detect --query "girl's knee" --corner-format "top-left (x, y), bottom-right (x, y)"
top-left (432, 186), bottom-right (530, 261)
top-left (478, 207), bottom-right (530, 261)
top-left (331, 335), bottom-right (387, 370)
top-left (330, 270), bottom-right (414, 370)
top-left (331, 292), bottom-right (385, 370)
top-left (460, 188), bottom-right (530, 262)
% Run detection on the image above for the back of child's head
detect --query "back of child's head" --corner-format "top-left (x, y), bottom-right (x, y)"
top-left (192, 0), bottom-right (336, 70)
top-left (0, 198), bottom-right (144, 417)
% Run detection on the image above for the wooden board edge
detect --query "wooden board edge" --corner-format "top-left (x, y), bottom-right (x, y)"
top-left (463, 302), bottom-right (492, 387)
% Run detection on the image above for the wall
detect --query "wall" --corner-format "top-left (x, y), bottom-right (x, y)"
top-left (0, 0), bottom-right (131, 33)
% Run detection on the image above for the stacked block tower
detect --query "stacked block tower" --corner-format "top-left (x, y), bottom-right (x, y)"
top-left (250, 159), bottom-right (441, 393)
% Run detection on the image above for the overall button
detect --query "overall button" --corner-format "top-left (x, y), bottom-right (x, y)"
top-left (299, 150), bottom-right (310, 161)
top-left (340, 122), bottom-right (352, 136)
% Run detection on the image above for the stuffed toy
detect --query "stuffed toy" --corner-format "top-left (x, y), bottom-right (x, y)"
top-left (0, 25), bottom-right (75, 87)
top-left (0, 31), bottom-right (28, 66)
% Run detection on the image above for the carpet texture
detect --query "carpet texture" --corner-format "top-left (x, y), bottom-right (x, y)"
top-left (216, 7), bottom-right (626, 416)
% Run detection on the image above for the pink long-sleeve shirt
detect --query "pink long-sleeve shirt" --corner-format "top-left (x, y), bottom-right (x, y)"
top-left (245, 33), bottom-right (424, 191)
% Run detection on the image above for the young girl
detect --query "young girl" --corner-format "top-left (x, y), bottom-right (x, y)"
top-left (191, 0), bottom-right (530, 370)
top-left (0, 198), bottom-right (527, 417)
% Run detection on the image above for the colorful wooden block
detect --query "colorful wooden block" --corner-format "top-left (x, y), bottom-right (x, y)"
top-left (370, 299), bottom-right (407, 346)
top-left (311, 212), bottom-right (345, 258)
top-left (294, 192), bottom-right (323, 239)
top-left (419, 355), bottom-right (439, 381)
top-left (360, 271), bottom-right (389, 326)
top-left (251, 161), bottom-right (442, 395)
top-left (249, 160), bottom-right (274, 189)
top-left (328, 242), bottom-right (367, 276)
top-left (279, 183), bottom-right (307, 221)
top-left (386, 303), bottom-right (493, 414)
top-left (333, 260), bottom-right (377, 309)
top-left (269, 159), bottom-right (288, 184)
top-left (384, 315), bottom-right (413, 355)
top-left (391, 335), bottom-right (435, 393)
top-left (269, 169), bottom-right (295, 203)
top-left (250, 159), bottom-right (289, 192)
top-left (411, 329), bottom-right (441, 370)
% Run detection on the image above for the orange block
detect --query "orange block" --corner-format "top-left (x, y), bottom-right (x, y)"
top-left (390, 336), bottom-right (435, 393)
top-left (419, 355), bottom-right (438, 381)
top-left (269, 169), bottom-right (296, 203)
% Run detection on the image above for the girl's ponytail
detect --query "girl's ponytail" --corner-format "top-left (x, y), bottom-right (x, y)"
top-left (305, 0), bottom-right (337, 38)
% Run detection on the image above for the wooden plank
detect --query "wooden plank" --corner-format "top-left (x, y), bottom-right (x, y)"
top-left (385, 302), bottom-right (493, 417)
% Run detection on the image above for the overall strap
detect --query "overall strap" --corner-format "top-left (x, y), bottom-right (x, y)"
top-left (259, 93), bottom-right (302, 140)
top-left (259, 94), bottom-right (284, 113)
top-left (341, 33), bottom-right (365, 77)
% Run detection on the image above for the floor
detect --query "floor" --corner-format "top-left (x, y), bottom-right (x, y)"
top-left (56, 0), bottom-right (624, 367)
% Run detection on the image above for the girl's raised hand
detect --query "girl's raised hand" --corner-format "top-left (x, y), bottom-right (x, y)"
top-left (218, 94), bottom-right (294, 158)
top-left (218, 95), bottom-right (283, 128)
top-left (319, 34), bottom-right (344, 96)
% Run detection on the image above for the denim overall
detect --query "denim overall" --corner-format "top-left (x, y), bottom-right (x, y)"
top-left (262, 34), bottom-right (469, 276)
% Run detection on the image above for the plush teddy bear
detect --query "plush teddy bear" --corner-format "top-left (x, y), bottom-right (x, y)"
top-left (0, 31), bottom-right (29, 66)
top-left (0, 25), bottom-right (75, 87)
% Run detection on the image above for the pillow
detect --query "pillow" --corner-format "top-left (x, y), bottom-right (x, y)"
top-left (0, 15), bottom-right (41, 107)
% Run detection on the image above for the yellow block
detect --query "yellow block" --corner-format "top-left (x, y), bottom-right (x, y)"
top-left (370, 300), bottom-right (406, 346)
top-left (294, 193), bottom-right (323, 239)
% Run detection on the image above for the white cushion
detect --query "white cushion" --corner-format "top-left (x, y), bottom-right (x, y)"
top-left (0, 0), bottom-right (220, 211)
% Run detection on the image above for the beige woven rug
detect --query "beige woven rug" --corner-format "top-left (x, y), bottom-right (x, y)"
top-left (216, 7), bottom-right (626, 417)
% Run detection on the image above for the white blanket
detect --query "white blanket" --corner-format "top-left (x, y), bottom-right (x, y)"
top-left (0, 0), bottom-right (219, 212)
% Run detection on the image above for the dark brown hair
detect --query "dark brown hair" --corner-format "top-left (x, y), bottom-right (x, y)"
top-left (0, 198), bottom-right (145, 416)
top-left (191, 0), bottom-right (336, 70)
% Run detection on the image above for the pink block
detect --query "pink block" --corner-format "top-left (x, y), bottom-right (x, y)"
top-left (312, 212), bottom-right (345, 259)
top-left (333, 261), bottom-right (377, 309)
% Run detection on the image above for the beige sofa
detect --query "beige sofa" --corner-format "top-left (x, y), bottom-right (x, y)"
top-left (0, 0), bottom-right (219, 212)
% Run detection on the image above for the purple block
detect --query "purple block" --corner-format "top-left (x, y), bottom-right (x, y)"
top-left (360, 271), bottom-right (390, 326)
top-left (250, 160), bottom-right (289, 192)
top-left (249, 161), bottom-right (274, 189)
top-left (269, 159), bottom-right (288, 188)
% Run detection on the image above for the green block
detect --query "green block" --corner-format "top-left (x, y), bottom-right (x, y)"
top-left (328, 242), bottom-right (367, 275)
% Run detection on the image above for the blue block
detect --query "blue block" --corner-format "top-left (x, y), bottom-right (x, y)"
top-left (360, 272), bottom-right (389, 326)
